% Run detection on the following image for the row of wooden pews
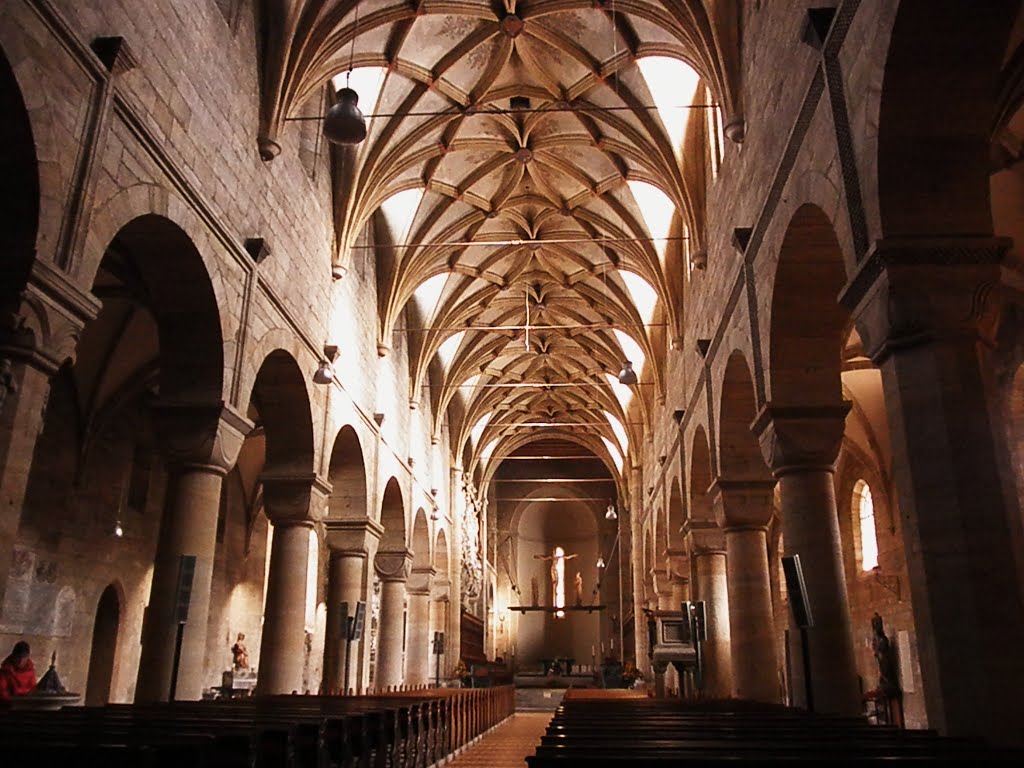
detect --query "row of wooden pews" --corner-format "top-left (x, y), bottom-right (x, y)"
top-left (0, 685), bottom-right (514, 767)
top-left (525, 690), bottom-right (1023, 763)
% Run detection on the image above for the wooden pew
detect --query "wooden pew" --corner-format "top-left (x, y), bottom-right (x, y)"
top-left (0, 684), bottom-right (515, 768)
top-left (525, 696), bottom-right (1024, 764)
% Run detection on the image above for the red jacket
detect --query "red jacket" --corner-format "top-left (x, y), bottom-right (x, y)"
top-left (0, 657), bottom-right (36, 700)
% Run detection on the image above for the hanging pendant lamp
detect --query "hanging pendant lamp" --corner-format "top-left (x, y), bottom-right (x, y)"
top-left (323, 87), bottom-right (367, 145)
top-left (617, 360), bottom-right (638, 385)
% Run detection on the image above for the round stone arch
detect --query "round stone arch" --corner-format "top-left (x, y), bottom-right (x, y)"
top-left (765, 204), bottom-right (851, 410)
top-left (79, 183), bottom-right (236, 318)
top-left (667, 473), bottom-right (685, 551)
top-left (717, 350), bottom-right (772, 482)
top-left (79, 184), bottom-right (239, 388)
top-left (873, 0), bottom-right (1018, 238)
top-left (235, 324), bottom-right (319, 421)
top-left (80, 213), bottom-right (226, 403)
top-left (246, 349), bottom-right (316, 474)
top-left (434, 527), bottom-right (449, 575)
top-left (378, 476), bottom-right (408, 552)
top-left (0, 41), bottom-right (39, 306)
top-left (688, 425), bottom-right (714, 523)
top-left (507, 482), bottom-right (605, 538)
top-left (411, 508), bottom-right (432, 569)
top-left (326, 424), bottom-right (369, 519)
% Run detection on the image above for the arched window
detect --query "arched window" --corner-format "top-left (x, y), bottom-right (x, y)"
top-left (853, 480), bottom-right (878, 571)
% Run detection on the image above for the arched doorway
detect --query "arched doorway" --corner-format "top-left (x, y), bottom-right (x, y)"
top-left (86, 585), bottom-right (120, 705)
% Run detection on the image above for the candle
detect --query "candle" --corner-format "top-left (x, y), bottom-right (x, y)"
top-left (591, 644), bottom-right (595, 656)
top-left (611, 638), bottom-right (615, 650)
top-left (601, 641), bottom-right (605, 654)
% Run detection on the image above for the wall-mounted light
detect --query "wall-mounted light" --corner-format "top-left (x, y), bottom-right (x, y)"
top-left (313, 360), bottom-right (334, 385)
top-left (113, 520), bottom-right (123, 538)
top-left (596, 556), bottom-right (606, 569)
top-left (872, 565), bottom-right (901, 601)
top-left (605, 503), bottom-right (618, 520)
top-left (313, 344), bottom-right (340, 385)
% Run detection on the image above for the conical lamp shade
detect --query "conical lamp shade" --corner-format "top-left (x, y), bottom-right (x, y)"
top-left (323, 87), bottom-right (367, 145)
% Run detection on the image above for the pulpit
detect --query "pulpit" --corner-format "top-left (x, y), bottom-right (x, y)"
top-left (647, 602), bottom-right (704, 698)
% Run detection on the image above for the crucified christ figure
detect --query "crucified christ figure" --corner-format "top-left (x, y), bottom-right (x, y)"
top-left (534, 546), bottom-right (578, 609)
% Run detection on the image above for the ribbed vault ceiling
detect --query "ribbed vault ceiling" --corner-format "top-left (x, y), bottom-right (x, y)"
top-left (259, 1), bottom-right (742, 481)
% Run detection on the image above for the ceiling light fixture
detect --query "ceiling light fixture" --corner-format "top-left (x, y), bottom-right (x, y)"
top-left (617, 360), bottom-right (638, 385)
top-left (323, 5), bottom-right (366, 145)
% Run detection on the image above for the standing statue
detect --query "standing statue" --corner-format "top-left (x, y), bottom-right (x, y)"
top-left (871, 613), bottom-right (899, 697)
top-left (0, 358), bottom-right (17, 415)
top-left (231, 632), bottom-right (249, 669)
top-left (574, 571), bottom-right (584, 605)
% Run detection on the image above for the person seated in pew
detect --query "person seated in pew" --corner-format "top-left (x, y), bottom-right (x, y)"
top-left (0, 641), bottom-right (37, 701)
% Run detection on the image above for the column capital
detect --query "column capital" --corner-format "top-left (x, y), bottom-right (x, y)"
top-left (375, 549), bottom-right (412, 582)
top-left (710, 477), bottom-right (776, 530)
top-left (1, 259), bottom-right (102, 375)
top-left (666, 551), bottom-right (690, 581)
top-left (324, 517), bottom-right (383, 555)
top-left (753, 402), bottom-right (851, 476)
top-left (151, 400), bottom-right (254, 474)
top-left (261, 472), bottom-right (330, 524)
top-left (684, 520), bottom-right (726, 555)
top-left (838, 236), bottom-right (1009, 364)
top-left (409, 565), bottom-right (436, 593)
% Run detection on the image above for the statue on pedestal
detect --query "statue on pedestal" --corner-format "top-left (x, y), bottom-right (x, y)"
top-left (574, 571), bottom-right (584, 605)
top-left (231, 632), bottom-right (249, 670)
top-left (871, 613), bottom-right (899, 697)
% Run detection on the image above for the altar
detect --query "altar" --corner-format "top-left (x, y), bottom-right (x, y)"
top-left (219, 668), bottom-right (257, 698)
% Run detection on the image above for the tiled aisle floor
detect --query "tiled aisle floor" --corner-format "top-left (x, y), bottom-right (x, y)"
top-left (446, 713), bottom-right (552, 768)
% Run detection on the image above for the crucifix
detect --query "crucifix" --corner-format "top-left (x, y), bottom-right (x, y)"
top-left (534, 546), bottom-right (578, 611)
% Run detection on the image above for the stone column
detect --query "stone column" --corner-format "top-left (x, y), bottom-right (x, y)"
top-left (654, 566), bottom-right (674, 611)
top-left (712, 478), bottom-right (779, 703)
top-left (668, 553), bottom-right (691, 607)
top-left (0, 263), bottom-right (100, 606)
top-left (375, 549), bottom-right (411, 688)
top-left (137, 402), bottom-right (251, 702)
top-left (256, 473), bottom-right (329, 695)
top-left (448, 468), bottom-right (464, 675)
top-left (839, 238), bottom-right (1024, 746)
top-left (405, 566), bottom-right (435, 686)
top-left (628, 467), bottom-right (650, 674)
top-left (755, 403), bottom-right (859, 715)
top-left (685, 522), bottom-right (732, 698)
top-left (323, 518), bottom-right (382, 694)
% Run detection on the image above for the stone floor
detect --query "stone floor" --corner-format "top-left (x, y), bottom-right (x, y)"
top-left (446, 712), bottom-right (552, 768)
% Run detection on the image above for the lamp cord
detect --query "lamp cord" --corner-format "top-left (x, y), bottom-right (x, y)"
top-left (347, 1), bottom-right (359, 86)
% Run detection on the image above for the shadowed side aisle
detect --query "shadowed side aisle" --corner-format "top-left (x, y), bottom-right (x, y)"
top-left (447, 712), bottom-right (553, 768)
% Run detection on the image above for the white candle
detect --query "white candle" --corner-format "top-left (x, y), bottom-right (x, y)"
top-left (591, 644), bottom-right (595, 656)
